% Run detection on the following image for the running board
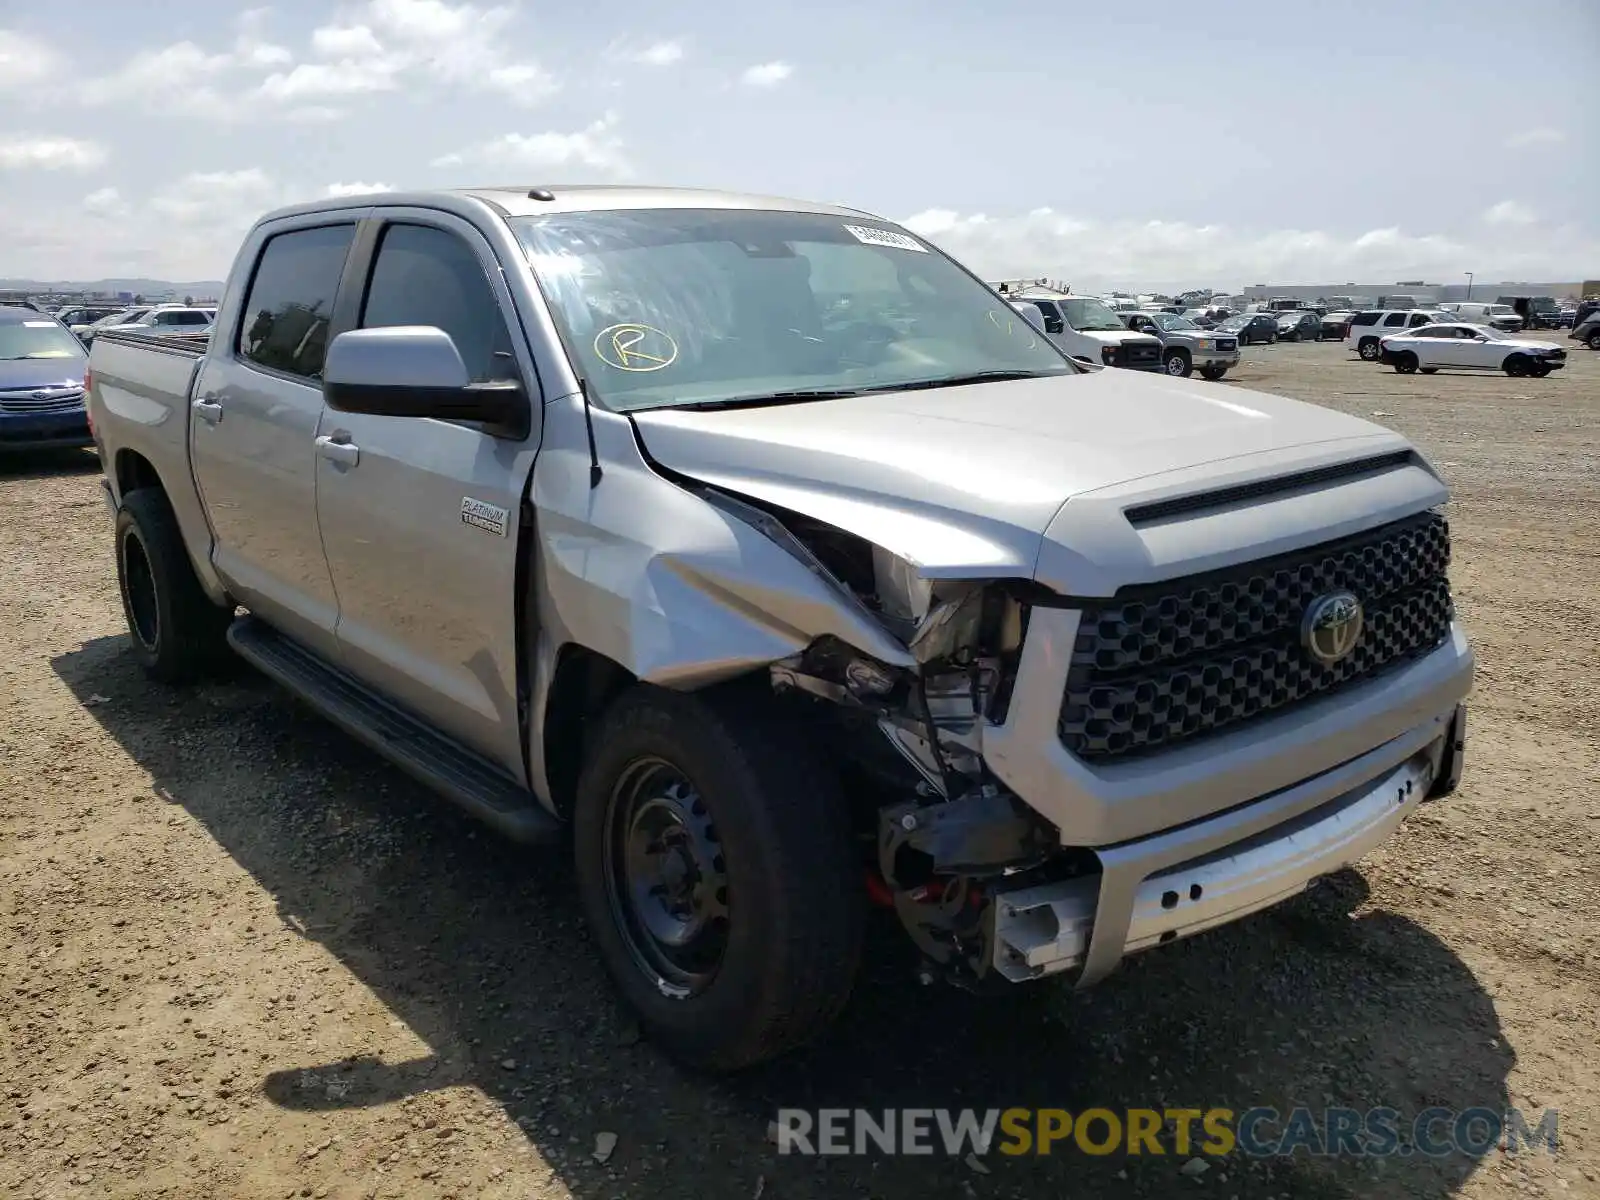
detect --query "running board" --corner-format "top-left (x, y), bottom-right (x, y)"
top-left (227, 616), bottom-right (561, 845)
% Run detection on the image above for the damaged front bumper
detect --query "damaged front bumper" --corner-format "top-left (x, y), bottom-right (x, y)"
top-left (989, 704), bottom-right (1463, 985)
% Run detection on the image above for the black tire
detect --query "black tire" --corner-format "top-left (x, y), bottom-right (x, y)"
top-left (1163, 349), bottom-right (1192, 377)
top-left (1393, 352), bottom-right (1418, 374)
top-left (1199, 363), bottom-right (1228, 380)
top-left (1267, 332), bottom-right (1278, 344)
top-left (115, 488), bottom-right (234, 683)
top-left (1358, 338), bottom-right (1382, 361)
top-left (1503, 354), bottom-right (1531, 378)
top-left (1587, 332), bottom-right (1600, 351)
top-left (1529, 362), bottom-right (1551, 378)
top-left (573, 685), bottom-right (863, 1072)
top-left (1420, 367), bottom-right (1439, 374)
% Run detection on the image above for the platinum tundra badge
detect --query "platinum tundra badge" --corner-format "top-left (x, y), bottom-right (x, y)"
top-left (1301, 590), bottom-right (1364, 665)
top-left (460, 497), bottom-right (509, 537)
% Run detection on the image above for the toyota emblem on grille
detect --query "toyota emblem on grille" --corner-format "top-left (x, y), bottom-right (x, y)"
top-left (1301, 590), bottom-right (1364, 666)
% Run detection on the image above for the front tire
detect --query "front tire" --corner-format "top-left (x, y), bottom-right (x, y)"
top-left (115, 488), bottom-right (234, 683)
top-left (1199, 363), bottom-right (1228, 380)
top-left (1504, 354), bottom-right (1531, 377)
top-left (573, 686), bottom-right (863, 1072)
top-left (1163, 350), bottom-right (1192, 377)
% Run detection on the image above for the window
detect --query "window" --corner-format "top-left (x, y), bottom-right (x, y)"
top-left (154, 311), bottom-right (211, 327)
top-left (360, 223), bottom-right (518, 384)
top-left (1351, 312), bottom-right (1379, 327)
top-left (1410, 326), bottom-right (1449, 338)
top-left (1382, 313), bottom-right (1407, 327)
top-left (1408, 313), bottom-right (1432, 327)
top-left (1030, 301), bottom-right (1065, 334)
top-left (239, 224), bottom-right (355, 379)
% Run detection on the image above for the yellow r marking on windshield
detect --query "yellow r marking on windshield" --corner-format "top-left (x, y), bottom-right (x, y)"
top-left (595, 323), bottom-right (679, 372)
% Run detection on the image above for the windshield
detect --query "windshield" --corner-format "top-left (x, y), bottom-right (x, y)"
top-left (1156, 313), bottom-right (1200, 331)
top-left (1057, 297), bottom-right (1126, 332)
top-left (0, 320), bottom-right (86, 361)
top-left (512, 209), bottom-right (1073, 412)
top-left (1216, 316), bottom-right (1246, 330)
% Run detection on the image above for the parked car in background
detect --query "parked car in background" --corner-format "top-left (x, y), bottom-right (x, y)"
top-left (1274, 311), bottom-right (1322, 342)
top-left (998, 285), bottom-right (1164, 369)
top-left (1450, 302), bottom-right (1523, 332)
top-left (0, 306), bottom-right (92, 452)
top-left (55, 305), bottom-right (128, 336)
top-left (1180, 308), bottom-right (1217, 328)
top-left (1496, 295), bottom-right (1563, 330)
top-left (1319, 312), bottom-right (1354, 340)
top-left (1119, 309), bottom-right (1241, 378)
top-left (77, 308), bottom-right (154, 348)
top-left (1346, 310), bottom-right (1454, 360)
top-left (81, 306), bottom-right (215, 348)
top-left (86, 182), bottom-right (1473, 1070)
top-left (1379, 323), bottom-right (1567, 377)
top-left (1215, 312), bottom-right (1280, 345)
top-left (1569, 311), bottom-right (1600, 351)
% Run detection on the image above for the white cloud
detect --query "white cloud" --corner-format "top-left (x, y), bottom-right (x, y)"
top-left (281, 0), bottom-right (557, 106)
top-left (82, 186), bottom-right (126, 215)
top-left (431, 114), bottom-right (628, 176)
top-left (80, 41), bottom-right (237, 106)
top-left (1482, 200), bottom-right (1537, 226)
top-left (0, 136), bottom-right (107, 171)
top-left (0, 29), bottom-right (62, 89)
top-left (740, 61), bottom-right (793, 87)
top-left (311, 24), bottom-right (385, 58)
top-left (1504, 127), bottom-right (1566, 149)
top-left (898, 206), bottom-right (1591, 291)
top-left (325, 181), bottom-right (395, 196)
top-left (235, 7), bottom-right (292, 66)
top-left (608, 37), bottom-right (687, 66)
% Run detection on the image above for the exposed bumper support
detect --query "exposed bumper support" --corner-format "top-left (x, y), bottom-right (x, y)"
top-left (988, 719), bottom-right (1453, 985)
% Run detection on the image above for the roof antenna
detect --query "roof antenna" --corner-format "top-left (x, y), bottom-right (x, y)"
top-left (579, 378), bottom-right (603, 488)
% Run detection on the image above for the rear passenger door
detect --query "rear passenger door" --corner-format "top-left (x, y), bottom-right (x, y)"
top-left (313, 211), bottom-right (541, 775)
top-left (190, 219), bottom-right (358, 658)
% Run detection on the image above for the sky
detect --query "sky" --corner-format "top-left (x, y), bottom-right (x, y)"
top-left (1, 0), bottom-right (1596, 289)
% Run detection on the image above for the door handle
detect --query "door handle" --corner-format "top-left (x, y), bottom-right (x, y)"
top-left (315, 434), bottom-right (360, 467)
top-left (192, 397), bottom-right (223, 424)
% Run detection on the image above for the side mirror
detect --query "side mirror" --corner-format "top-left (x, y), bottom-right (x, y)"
top-left (323, 326), bottom-right (528, 433)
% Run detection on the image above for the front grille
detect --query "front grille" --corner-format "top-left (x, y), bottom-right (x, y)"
top-left (1214, 338), bottom-right (1237, 351)
top-left (1058, 510), bottom-right (1454, 761)
top-left (0, 388), bottom-right (84, 413)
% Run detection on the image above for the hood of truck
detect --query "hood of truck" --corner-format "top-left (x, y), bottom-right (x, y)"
top-left (1076, 328), bottom-right (1159, 347)
top-left (630, 370), bottom-right (1416, 585)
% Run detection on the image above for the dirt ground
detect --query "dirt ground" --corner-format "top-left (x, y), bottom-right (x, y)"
top-left (1, 339), bottom-right (1597, 1200)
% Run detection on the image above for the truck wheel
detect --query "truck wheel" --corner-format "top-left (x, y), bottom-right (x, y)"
top-left (1199, 363), bottom-right (1228, 380)
top-left (115, 488), bottom-right (234, 683)
top-left (1358, 338), bottom-right (1381, 361)
top-left (573, 685), bottom-right (863, 1071)
top-left (1163, 350), bottom-right (1192, 377)
top-left (1393, 351), bottom-right (1418, 374)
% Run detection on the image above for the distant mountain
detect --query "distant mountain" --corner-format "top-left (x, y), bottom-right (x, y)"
top-left (0, 277), bottom-right (226, 296)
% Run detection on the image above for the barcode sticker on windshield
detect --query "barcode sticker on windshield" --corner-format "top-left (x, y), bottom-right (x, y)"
top-left (843, 224), bottom-right (928, 253)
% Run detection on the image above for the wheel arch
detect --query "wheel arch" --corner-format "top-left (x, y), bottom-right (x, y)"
top-left (538, 642), bottom-right (637, 818)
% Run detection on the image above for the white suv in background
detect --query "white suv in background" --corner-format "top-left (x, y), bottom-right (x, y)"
top-left (1346, 309), bottom-right (1454, 361)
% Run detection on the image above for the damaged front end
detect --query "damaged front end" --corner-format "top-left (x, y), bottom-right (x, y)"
top-left (699, 485), bottom-right (1080, 987)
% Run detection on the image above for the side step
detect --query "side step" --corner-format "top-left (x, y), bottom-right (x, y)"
top-left (228, 616), bottom-right (562, 845)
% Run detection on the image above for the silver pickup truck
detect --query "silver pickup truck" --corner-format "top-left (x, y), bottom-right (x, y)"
top-left (88, 185), bottom-right (1473, 1071)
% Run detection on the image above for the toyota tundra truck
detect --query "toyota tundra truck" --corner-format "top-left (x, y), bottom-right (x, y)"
top-left (87, 185), bottom-right (1473, 1071)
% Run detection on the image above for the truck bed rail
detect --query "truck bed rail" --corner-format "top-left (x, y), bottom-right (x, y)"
top-left (94, 329), bottom-right (211, 357)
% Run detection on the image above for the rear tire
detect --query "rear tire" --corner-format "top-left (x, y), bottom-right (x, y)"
top-left (1393, 352), bottom-right (1419, 374)
top-left (1358, 338), bottom-right (1382, 361)
top-left (573, 685), bottom-right (863, 1072)
top-left (1587, 332), bottom-right (1600, 351)
top-left (115, 488), bottom-right (234, 683)
top-left (1420, 367), bottom-right (1439, 374)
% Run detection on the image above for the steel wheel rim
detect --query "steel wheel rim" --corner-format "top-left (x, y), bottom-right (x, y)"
top-left (1165, 355), bottom-right (1186, 376)
top-left (121, 528), bottom-right (160, 652)
top-left (602, 758), bottom-right (729, 999)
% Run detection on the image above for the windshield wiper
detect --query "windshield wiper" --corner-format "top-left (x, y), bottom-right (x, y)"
top-left (670, 387), bottom-right (870, 412)
top-left (869, 369), bottom-right (1057, 392)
